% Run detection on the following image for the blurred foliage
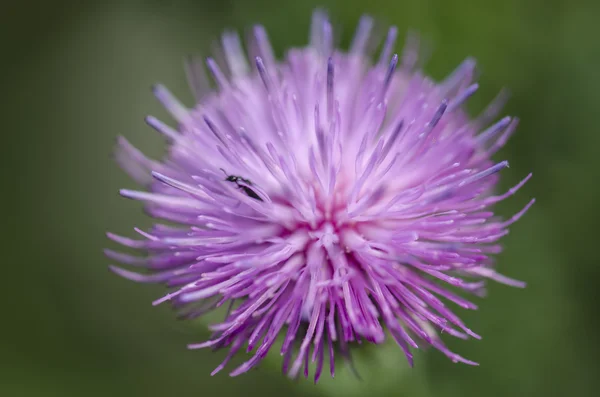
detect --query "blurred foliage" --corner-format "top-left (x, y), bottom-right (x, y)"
top-left (2, 0), bottom-right (599, 396)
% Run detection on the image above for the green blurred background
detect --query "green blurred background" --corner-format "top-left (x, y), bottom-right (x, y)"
top-left (3, 0), bottom-right (599, 396)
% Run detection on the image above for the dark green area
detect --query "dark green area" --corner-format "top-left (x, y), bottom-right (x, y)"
top-left (2, 0), bottom-right (598, 396)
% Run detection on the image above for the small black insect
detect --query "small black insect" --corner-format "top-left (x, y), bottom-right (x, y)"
top-left (220, 169), bottom-right (263, 201)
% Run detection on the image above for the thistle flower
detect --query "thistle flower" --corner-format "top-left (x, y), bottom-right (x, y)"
top-left (106, 11), bottom-right (534, 381)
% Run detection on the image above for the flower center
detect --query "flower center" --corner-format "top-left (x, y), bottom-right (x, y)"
top-left (308, 222), bottom-right (340, 248)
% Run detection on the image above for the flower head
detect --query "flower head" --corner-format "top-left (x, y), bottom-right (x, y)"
top-left (107, 11), bottom-right (533, 381)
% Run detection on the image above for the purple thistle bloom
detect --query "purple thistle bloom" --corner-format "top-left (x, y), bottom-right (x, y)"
top-left (107, 11), bottom-right (534, 381)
